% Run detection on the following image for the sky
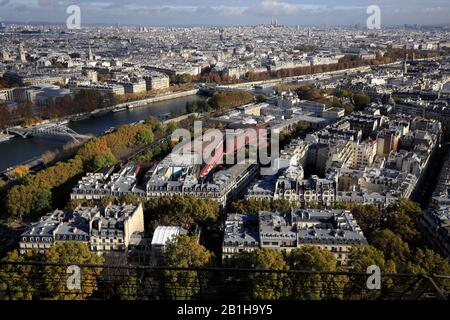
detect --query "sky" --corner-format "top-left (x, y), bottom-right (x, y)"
top-left (0, 0), bottom-right (449, 27)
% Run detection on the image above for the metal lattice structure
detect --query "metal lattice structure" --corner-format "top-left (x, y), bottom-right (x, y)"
top-left (8, 124), bottom-right (86, 142)
top-left (0, 261), bottom-right (448, 300)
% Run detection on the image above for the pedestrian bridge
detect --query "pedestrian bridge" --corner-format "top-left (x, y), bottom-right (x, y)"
top-left (7, 124), bottom-right (89, 142)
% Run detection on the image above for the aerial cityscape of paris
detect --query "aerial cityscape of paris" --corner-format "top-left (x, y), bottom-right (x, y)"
top-left (0, 0), bottom-right (449, 309)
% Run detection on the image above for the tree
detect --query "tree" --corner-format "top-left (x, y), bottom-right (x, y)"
top-left (403, 248), bottom-right (450, 276)
top-left (230, 199), bottom-right (272, 214)
top-left (6, 185), bottom-right (34, 220)
top-left (336, 89), bottom-right (351, 98)
top-left (165, 122), bottom-right (178, 135)
top-left (93, 153), bottom-right (117, 170)
top-left (42, 150), bottom-right (57, 165)
top-left (5, 157), bottom-right (84, 220)
top-left (298, 86), bottom-right (321, 100)
top-left (349, 245), bottom-right (396, 273)
top-left (145, 196), bottom-right (220, 230)
top-left (256, 95), bottom-right (267, 103)
top-left (382, 199), bottom-right (422, 245)
top-left (136, 127), bottom-right (154, 145)
top-left (235, 249), bottom-right (288, 300)
top-left (116, 275), bottom-right (138, 300)
top-left (78, 138), bottom-right (117, 171)
top-left (10, 165), bottom-right (29, 179)
top-left (100, 195), bottom-right (116, 207)
top-left (186, 101), bottom-right (198, 113)
top-left (347, 245), bottom-right (396, 298)
top-left (402, 248), bottom-right (450, 290)
top-left (30, 188), bottom-right (52, 216)
top-left (0, 250), bottom-right (35, 300)
top-left (350, 204), bottom-right (382, 237)
top-left (43, 242), bottom-right (104, 300)
top-left (208, 91), bottom-right (254, 111)
top-left (162, 235), bottom-right (213, 299)
top-left (353, 92), bottom-right (371, 110)
top-left (288, 246), bottom-right (348, 300)
top-left (175, 73), bottom-right (192, 84)
top-left (120, 194), bottom-right (143, 205)
top-left (369, 229), bottom-right (410, 268)
top-left (343, 103), bottom-right (355, 114)
top-left (0, 103), bottom-right (12, 128)
top-left (144, 116), bottom-right (163, 134)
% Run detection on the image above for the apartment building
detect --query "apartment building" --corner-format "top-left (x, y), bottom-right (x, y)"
top-left (107, 79), bottom-right (147, 94)
top-left (19, 203), bottom-right (145, 255)
top-left (143, 73), bottom-right (170, 91)
top-left (222, 209), bottom-right (367, 265)
top-left (75, 83), bottom-right (125, 96)
top-left (72, 157), bottom-right (258, 207)
top-left (89, 203), bottom-right (145, 253)
top-left (421, 207), bottom-right (450, 258)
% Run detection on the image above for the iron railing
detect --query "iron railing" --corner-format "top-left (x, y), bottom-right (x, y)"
top-left (0, 261), bottom-right (448, 300)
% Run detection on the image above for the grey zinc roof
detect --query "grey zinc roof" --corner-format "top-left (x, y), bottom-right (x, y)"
top-left (223, 214), bottom-right (259, 246)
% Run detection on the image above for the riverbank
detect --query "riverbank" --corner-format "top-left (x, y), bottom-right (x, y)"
top-left (66, 89), bottom-right (199, 124)
top-left (0, 94), bottom-right (203, 173)
top-left (113, 89), bottom-right (199, 109)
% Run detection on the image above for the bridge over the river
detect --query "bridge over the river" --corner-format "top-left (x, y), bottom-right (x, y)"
top-left (7, 123), bottom-right (90, 142)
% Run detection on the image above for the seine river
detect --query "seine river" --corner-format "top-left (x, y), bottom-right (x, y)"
top-left (0, 95), bottom-right (203, 172)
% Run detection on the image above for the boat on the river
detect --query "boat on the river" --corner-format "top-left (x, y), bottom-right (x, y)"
top-left (159, 113), bottom-right (171, 121)
top-left (0, 134), bottom-right (13, 143)
top-left (111, 107), bottom-right (127, 113)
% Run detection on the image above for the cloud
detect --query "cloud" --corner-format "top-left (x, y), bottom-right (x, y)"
top-left (1, 0), bottom-right (449, 26)
top-left (213, 6), bottom-right (246, 17)
top-left (259, 0), bottom-right (298, 15)
top-left (425, 7), bottom-right (443, 12)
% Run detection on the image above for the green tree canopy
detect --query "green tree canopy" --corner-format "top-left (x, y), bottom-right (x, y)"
top-left (43, 242), bottom-right (104, 300)
top-left (145, 196), bottom-right (220, 231)
top-left (230, 199), bottom-right (272, 214)
top-left (175, 73), bottom-right (192, 84)
top-left (162, 235), bottom-right (214, 299)
top-left (136, 127), bottom-right (154, 145)
top-left (403, 248), bottom-right (450, 276)
top-left (287, 246), bottom-right (347, 300)
top-left (347, 245), bottom-right (396, 298)
top-left (235, 249), bottom-right (288, 300)
top-left (352, 92), bottom-right (371, 110)
top-left (382, 199), bottom-right (422, 245)
top-left (30, 188), bottom-right (53, 216)
top-left (0, 250), bottom-right (35, 300)
top-left (350, 204), bottom-right (382, 237)
top-left (349, 245), bottom-right (396, 273)
top-left (369, 229), bottom-right (411, 267)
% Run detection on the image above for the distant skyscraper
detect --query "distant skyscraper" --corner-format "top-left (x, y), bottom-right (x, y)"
top-left (88, 45), bottom-right (94, 61)
top-left (2, 50), bottom-right (9, 61)
top-left (0, 21), bottom-right (6, 33)
top-left (18, 43), bottom-right (26, 63)
top-left (403, 54), bottom-right (409, 74)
